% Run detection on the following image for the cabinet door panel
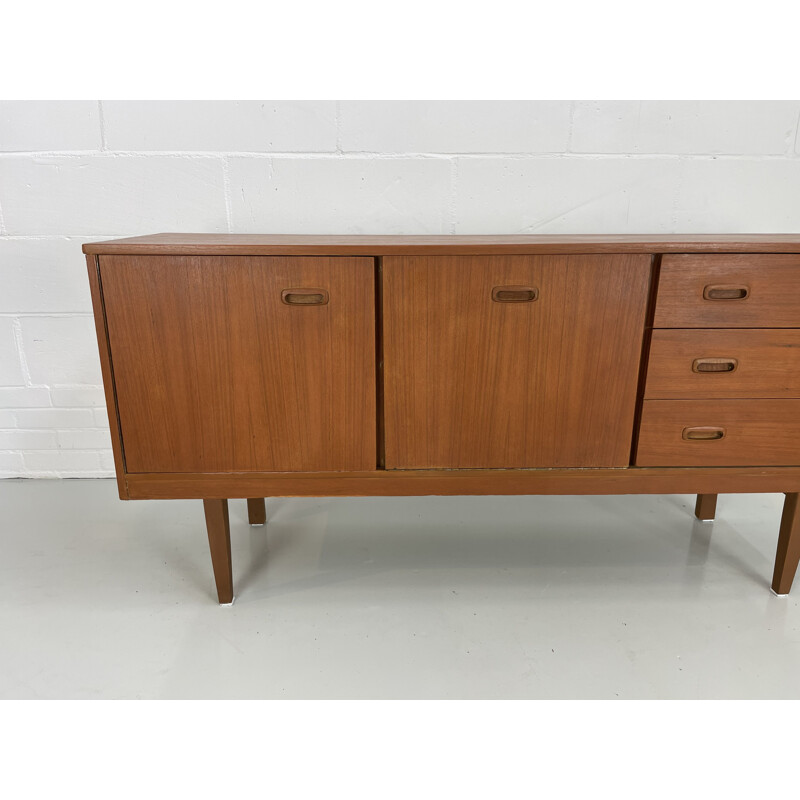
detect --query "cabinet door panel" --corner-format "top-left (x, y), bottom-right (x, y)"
top-left (383, 255), bottom-right (651, 469)
top-left (101, 255), bottom-right (375, 473)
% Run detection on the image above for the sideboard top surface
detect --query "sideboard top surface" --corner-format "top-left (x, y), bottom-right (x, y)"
top-left (83, 233), bottom-right (800, 256)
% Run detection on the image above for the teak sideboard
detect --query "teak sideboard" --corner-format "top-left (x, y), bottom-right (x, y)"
top-left (84, 234), bottom-right (800, 604)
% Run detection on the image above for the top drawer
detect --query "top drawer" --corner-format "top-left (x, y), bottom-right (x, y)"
top-left (654, 254), bottom-right (800, 328)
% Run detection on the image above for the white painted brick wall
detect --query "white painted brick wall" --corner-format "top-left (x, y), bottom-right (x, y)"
top-left (0, 101), bottom-right (102, 152)
top-left (0, 156), bottom-right (228, 235)
top-left (455, 157), bottom-right (680, 234)
top-left (1, 100), bottom-right (799, 478)
top-left (570, 101), bottom-right (799, 155)
top-left (102, 101), bottom-right (338, 152)
top-left (0, 318), bottom-right (26, 386)
top-left (228, 156), bottom-right (453, 233)
top-left (19, 316), bottom-right (103, 385)
top-left (338, 101), bottom-right (573, 153)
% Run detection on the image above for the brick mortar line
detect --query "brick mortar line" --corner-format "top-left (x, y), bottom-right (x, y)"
top-left (0, 151), bottom-right (230, 160)
top-left (2, 408), bottom-right (106, 413)
top-left (794, 107), bottom-right (800, 156)
top-left (3, 475), bottom-right (115, 479)
top-left (20, 447), bottom-right (108, 452)
top-left (1, 236), bottom-right (116, 243)
top-left (11, 414), bottom-right (100, 421)
top-left (0, 383), bottom-right (105, 392)
top-left (0, 235), bottom-right (109, 240)
top-left (222, 157), bottom-right (233, 232)
top-left (98, 101), bottom-right (107, 151)
top-left (335, 101), bottom-right (342, 154)
top-left (0, 428), bottom-right (112, 431)
top-left (566, 101), bottom-right (576, 152)
top-left (448, 160), bottom-right (458, 234)
top-left (0, 151), bottom-right (797, 159)
top-left (44, 384), bottom-right (105, 390)
top-left (0, 312), bottom-right (94, 316)
top-left (10, 318), bottom-right (34, 387)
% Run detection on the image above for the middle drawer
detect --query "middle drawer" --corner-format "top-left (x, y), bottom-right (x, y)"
top-left (645, 329), bottom-right (800, 399)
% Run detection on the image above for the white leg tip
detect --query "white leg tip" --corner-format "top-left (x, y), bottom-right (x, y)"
top-left (220, 597), bottom-right (235, 607)
top-left (249, 522), bottom-right (265, 527)
top-left (770, 589), bottom-right (789, 598)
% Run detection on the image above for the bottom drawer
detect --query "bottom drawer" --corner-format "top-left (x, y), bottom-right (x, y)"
top-left (636, 399), bottom-right (800, 466)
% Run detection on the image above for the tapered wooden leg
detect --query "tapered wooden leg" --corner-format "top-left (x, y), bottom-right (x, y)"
top-left (772, 493), bottom-right (800, 596)
top-left (247, 497), bottom-right (267, 526)
top-left (203, 499), bottom-right (233, 604)
top-left (694, 493), bottom-right (718, 521)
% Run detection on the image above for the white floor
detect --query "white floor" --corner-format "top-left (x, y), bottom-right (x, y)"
top-left (1, 479), bottom-right (798, 699)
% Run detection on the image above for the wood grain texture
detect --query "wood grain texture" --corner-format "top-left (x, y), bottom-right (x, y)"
top-left (773, 493), bottom-right (800, 594)
top-left (383, 254), bottom-right (651, 468)
top-left (694, 493), bottom-right (718, 521)
top-left (645, 329), bottom-right (800, 399)
top-left (203, 499), bottom-right (233, 604)
top-left (100, 255), bottom-right (376, 473)
top-left (654, 255), bottom-right (800, 328)
top-left (85, 255), bottom-right (128, 499)
top-left (247, 498), bottom-right (267, 525)
top-left (636, 399), bottom-right (800, 466)
top-left (125, 466), bottom-right (800, 500)
top-left (83, 233), bottom-right (800, 256)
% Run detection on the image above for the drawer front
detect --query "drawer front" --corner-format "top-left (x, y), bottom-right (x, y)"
top-left (654, 254), bottom-right (800, 328)
top-left (636, 399), bottom-right (800, 466)
top-left (645, 329), bottom-right (800, 399)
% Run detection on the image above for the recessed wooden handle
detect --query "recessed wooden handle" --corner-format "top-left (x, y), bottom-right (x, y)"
top-left (491, 286), bottom-right (539, 303)
top-left (692, 357), bottom-right (738, 374)
top-left (281, 288), bottom-right (329, 306)
top-left (682, 426), bottom-right (726, 441)
top-left (703, 284), bottom-right (750, 301)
